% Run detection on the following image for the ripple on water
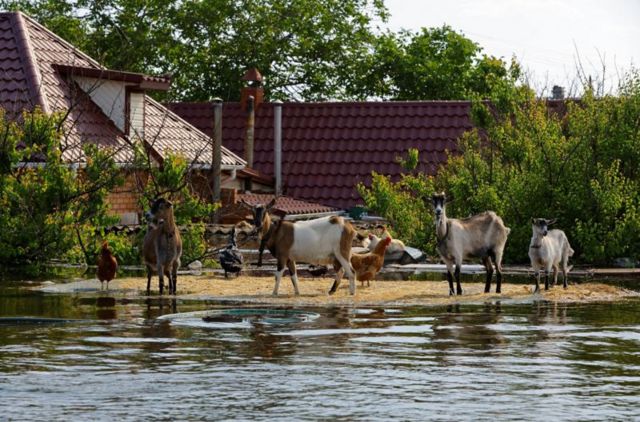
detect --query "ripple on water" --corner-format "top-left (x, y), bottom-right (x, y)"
top-left (83, 336), bottom-right (179, 344)
top-left (2, 288), bottom-right (640, 421)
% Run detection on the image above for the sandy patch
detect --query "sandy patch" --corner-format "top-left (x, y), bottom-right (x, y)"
top-left (112, 275), bottom-right (639, 306)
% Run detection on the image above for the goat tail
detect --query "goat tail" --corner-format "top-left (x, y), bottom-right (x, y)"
top-left (505, 227), bottom-right (512, 236)
top-left (568, 247), bottom-right (575, 257)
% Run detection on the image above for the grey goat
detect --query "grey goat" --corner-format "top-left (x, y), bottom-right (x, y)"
top-left (430, 192), bottom-right (510, 295)
top-left (528, 218), bottom-right (574, 292)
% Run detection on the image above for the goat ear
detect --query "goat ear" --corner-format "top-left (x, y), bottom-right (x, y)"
top-left (531, 217), bottom-right (536, 224)
top-left (266, 197), bottom-right (277, 209)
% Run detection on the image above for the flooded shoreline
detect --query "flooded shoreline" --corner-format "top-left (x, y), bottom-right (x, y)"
top-left (28, 274), bottom-right (640, 308)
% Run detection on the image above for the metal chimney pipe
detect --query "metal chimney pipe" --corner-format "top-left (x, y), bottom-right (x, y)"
top-left (244, 95), bottom-right (255, 167)
top-left (273, 100), bottom-right (282, 196)
top-left (212, 98), bottom-right (223, 202)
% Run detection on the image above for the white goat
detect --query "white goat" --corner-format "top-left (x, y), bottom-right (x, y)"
top-left (249, 199), bottom-right (357, 296)
top-left (431, 192), bottom-right (511, 295)
top-left (528, 218), bottom-right (574, 292)
top-left (365, 232), bottom-right (406, 256)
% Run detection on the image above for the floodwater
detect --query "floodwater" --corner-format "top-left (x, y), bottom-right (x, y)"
top-left (1, 280), bottom-right (640, 420)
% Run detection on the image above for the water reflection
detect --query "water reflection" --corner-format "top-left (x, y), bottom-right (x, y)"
top-left (0, 283), bottom-right (639, 420)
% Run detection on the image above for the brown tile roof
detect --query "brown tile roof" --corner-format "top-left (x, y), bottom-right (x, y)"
top-left (0, 12), bottom-right (245, 167)
top-left (238, 193), bottom-right (339, 217)
top-left (54, 64), bottom-right (172, 90)
top-left (168, 101), bottom-right (473, 209)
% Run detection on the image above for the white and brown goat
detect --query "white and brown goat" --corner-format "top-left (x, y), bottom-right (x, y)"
top-left (528, 218), bottom-right (574, 292)
top-left (249, 199), bottom-right (357, 296)
top-left (430, 192), bottom-right (510, 295)
top-left (143, 198), bottom-right (182, 295)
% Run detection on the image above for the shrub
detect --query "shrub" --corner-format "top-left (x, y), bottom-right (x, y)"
top-left (0, 108), bottom-right (122, 268)
top-left (359, 71), bottom-right (640, 265)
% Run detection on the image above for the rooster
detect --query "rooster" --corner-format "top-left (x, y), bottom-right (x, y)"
top-left (350, 235), bottom-right (393, 287)
top-left (97, 241), bottom-right (118, 290)
top-left (219, 227), bottom-right (244, 278)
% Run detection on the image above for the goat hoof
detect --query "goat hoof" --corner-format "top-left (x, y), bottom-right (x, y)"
top-left (328, 289), bottom-right (336, 295)
top-left (449, 290), bottom-right (455, 296)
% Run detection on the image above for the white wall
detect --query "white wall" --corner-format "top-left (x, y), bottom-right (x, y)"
top-left (129, 91), bottom-right (145, 139)
top-left (74, 76), bottom-right (126, 132)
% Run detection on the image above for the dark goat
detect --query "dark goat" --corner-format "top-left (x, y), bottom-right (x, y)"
top-left (143, 198), bottom-right (182, 295)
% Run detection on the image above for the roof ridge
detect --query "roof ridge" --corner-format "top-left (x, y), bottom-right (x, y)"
top-left (145, 95), bottom-right (247, 167)
top-left (17, 11), bottom-right (103, 70)
top-left (9, 12), bottom-right (48, 112)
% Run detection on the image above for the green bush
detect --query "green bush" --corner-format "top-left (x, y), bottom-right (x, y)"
top-left (0, 108), bottom-right (122, 268)
top-left (359, 71), bottom-right (640, 265)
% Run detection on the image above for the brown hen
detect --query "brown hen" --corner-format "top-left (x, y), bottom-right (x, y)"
top-left (351, 235), bottom-right (392, 287)
top-left (97, 241), bottom-right (118, 290)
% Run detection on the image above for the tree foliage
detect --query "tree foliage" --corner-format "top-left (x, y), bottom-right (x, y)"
top-left (360, 71), bottom-right (640, 265)
top-left (348, 26), bottom-right (518, 100)
top-left (2, 1), bottom-right (518, 101)
top-left (2, 0), bottom-right (389, 101)
top-left (0, 108), bottom-right (122, 267)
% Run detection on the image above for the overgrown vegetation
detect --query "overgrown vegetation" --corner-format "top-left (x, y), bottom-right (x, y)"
top-left (0, 108), bottom-right (122, 269)
top-left (360, 71), bottom-right (640, 265)
top-left (0, 109), bottom-right (217, 272)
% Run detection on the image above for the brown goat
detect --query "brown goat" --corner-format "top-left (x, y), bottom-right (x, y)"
top-left (143, 198), bottom-right (182, 295)
top-left (249, 198), bottom-right (357, 296)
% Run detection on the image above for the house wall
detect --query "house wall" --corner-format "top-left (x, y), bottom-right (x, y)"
top-left (129, 91), bottom-right (145, 139)
top-left (106, 169), bottom-right (243, 224)
top-left (107, 170), bottom-right (146, 224)
top-left (74, 76), bottom-right (127, 131)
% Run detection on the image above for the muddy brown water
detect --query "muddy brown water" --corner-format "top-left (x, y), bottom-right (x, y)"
top-left (1, 277), bottom-right (640, 420)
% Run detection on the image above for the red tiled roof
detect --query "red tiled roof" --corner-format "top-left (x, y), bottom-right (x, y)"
top-left (238, 193), bottom-right (339, 217)
top-left (0, 12), bottom-right (245, 167)
top-left (168, 101), bottom-right (473, 209)
top-left (54, 64), bottom-right (172, 90)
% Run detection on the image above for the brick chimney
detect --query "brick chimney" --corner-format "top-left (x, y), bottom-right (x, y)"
top-left (240, 68), bottom-right (264, 111)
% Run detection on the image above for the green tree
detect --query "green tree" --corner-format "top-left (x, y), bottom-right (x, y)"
top-left (0, 108), bottom-right (123, 268)
top-left (2, 0), bottom-right (388, 101)
top-left (349, 26), bottom-right (518, 100)
top-left (361, 71), bottom-right (640, 265)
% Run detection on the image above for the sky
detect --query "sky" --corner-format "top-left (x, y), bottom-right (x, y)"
top-left (380, 0), bottom-right (639, 95)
